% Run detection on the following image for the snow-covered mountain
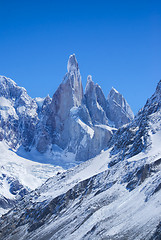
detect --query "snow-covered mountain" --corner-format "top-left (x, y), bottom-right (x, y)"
top-left (0, 77), bottom-right (160, 239)
top-left (0, 54), bottom-right (134, 215)
top-left (0, 75), bottom-right (39, 150)
top-left (0, 54), bottom-right (133, 162)
top-left (107, 86), bottom-right (134, 128)
top-left (35, 54), bottom-right (134, 161)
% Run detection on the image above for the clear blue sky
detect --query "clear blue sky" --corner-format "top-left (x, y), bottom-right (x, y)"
top-left (0, 0), bottom-right (161, 114)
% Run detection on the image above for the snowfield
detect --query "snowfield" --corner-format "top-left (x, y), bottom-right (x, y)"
top-left (0, 141), bottom-right (65, 216)
top-left (0, 120), bottom-right (161, 239)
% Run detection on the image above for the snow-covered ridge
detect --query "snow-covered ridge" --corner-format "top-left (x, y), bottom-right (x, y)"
top-left (67, 53), bottom-right (79, 73)
top-left (34, 97), bottom-right (45, 108)
top-left (0, 101), bottom-right (161, 239)
top-left (107, 86), bottom-right (134, 127)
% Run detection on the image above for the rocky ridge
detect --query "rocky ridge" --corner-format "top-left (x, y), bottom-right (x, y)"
top-left (0, 54), bottom-right (134, 162)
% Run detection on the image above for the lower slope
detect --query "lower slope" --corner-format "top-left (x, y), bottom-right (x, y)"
top-left (0, 125), bottom-right (161, 239)
top-left (0, 142), bottom-right (64, 215)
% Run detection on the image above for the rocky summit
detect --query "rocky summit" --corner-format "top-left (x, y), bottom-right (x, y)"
top-left (0, 54), bottom-right (134, 161)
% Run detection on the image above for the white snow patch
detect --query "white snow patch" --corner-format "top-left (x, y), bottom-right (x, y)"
top-left (0, 97), bottom-right (18, 120)
top-left (77, 118), bottom-right (94, 138)
top-left (0, 141), bottom-right (64, 192)
top-left (94, 124), bottom-right (116, 133)
top-left (35, 97), bottom-right (45, 108)
top-left (70, 106), bottom-right (79, 116)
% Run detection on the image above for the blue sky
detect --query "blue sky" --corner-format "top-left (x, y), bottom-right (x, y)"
top-left (0, 0), bottom-right (161, 114)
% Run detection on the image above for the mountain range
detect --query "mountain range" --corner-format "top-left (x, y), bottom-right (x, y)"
top-left (0, 54), bottom-right (133, 161)
top-left (0, 54), bottom-right (160, 239)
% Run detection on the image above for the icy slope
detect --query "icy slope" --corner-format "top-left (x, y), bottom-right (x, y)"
top-left (0, 105), bottom-right (161, 240)
top-left (0, 131), bottom-right (160, 240)
top-left (0, 141), bottom-right (64, 215)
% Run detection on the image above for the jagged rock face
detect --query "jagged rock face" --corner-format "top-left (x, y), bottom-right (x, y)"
top-left (35, 55), bottom-right (118, 160)
top-left (84, 77), bottom-right (134, 129)
top-left (39, 56), bottom-right (120, 160)
top-left (77, 124), bottom-right (114, 161)
top-left (52, 55), bottom-right (83, 126)
top-left (0, 76), bottom-right (38, 150)
top-left (138, 80), bottom-right (161, 117)
top-left (108, 80), bottom-right (161, 166)
top-left (45, 54), bottom-right (84, 150)
top-left (0, 54), bottom-right (134, 161)
top-left (35, 95), bottom-right (52, 153)
top-left (84, 75), bottom-right (108, 125)
top-left (0, 173), bottom-right (29, 214)
top-left (107, 87), bottom-right (134, 128)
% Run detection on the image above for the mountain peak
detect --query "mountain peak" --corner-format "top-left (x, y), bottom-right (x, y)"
top-left (156, 79), bottom-right (161, 94)
top-left (85, 75), bottom-right (94, 93)
top-left (111, 86), bottom-right (119, 93)
top-left (67, 54), bottom-right (79, 72)
top-left (108, 87), bottom-right (119, 98)
top-left (107, 87), bottom-right (134, 127)
top-left (87, 75), bottom-right (93, 83)
top-left (0, 75), bottom-right (17, 88)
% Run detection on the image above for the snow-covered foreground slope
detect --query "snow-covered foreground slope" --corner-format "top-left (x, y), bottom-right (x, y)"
top-left (0, 142), bottom-right (64, 215)
top-left (0, 119), bottom-right (161, 239)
